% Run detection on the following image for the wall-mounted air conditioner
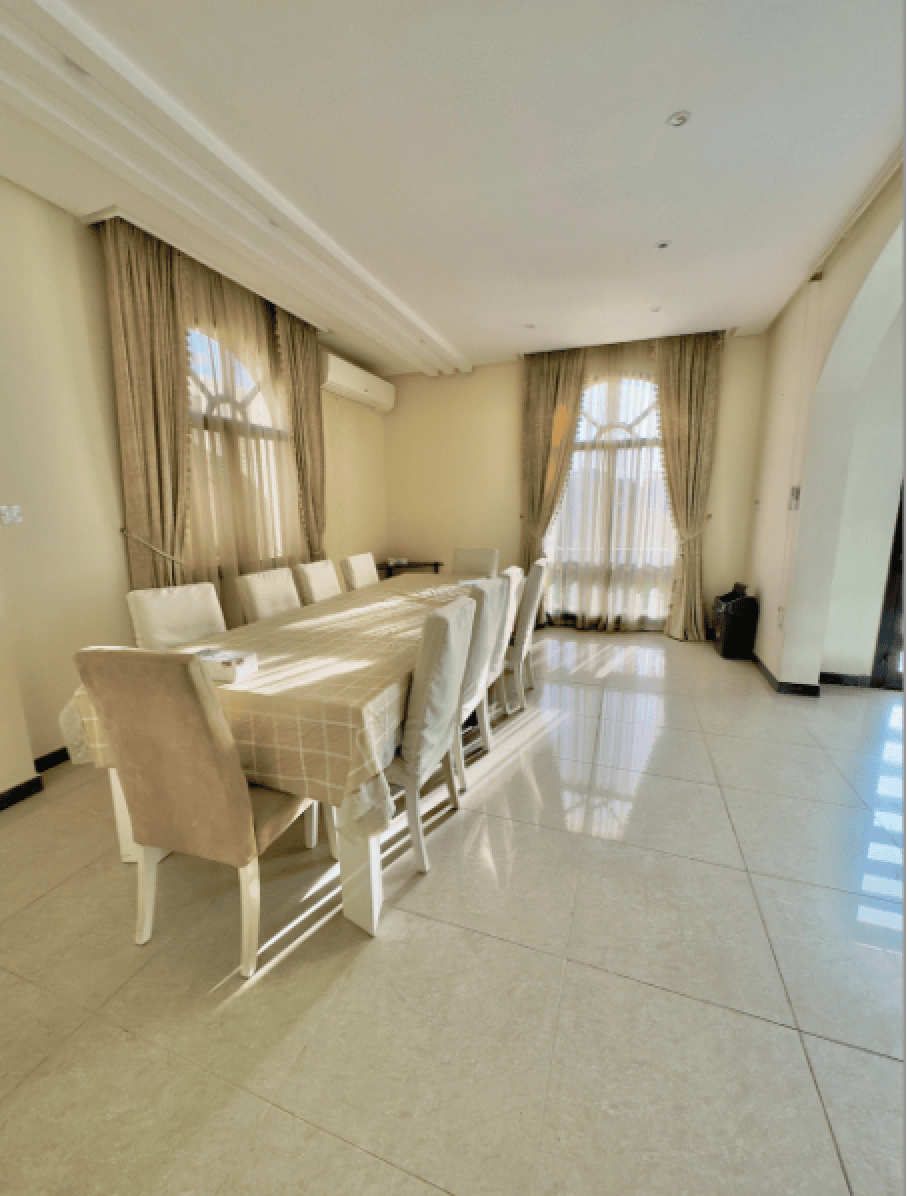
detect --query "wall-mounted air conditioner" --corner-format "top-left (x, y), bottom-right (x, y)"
top-left (320, 352), bottom-right (395, 413)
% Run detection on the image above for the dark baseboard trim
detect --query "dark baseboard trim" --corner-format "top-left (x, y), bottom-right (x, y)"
top-left (34, 746), bottom-right (70, 773)
top-left (1, 775), bottom-right (43, 813)
top-left (819, 671), bottom-right (874, 689)
top-left (754, 654), bottom-right (820, 697)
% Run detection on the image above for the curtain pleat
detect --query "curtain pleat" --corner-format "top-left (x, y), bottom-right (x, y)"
top-left (100, 219), bottom-right (190, 590)
top-left (520, 348), bottom-right (587, 571)
top-left (543, 340), bottom-right (677, 630)
top-left (275, 309), bottom-right (326, 562)
top-left (656, 332), bottom-right (724, 641)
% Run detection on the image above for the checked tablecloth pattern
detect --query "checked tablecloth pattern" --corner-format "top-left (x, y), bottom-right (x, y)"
top-left (71, 574), bottom-right (472, 836)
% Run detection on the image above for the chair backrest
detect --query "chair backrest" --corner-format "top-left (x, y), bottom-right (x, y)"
top-left (460, 578), bottom-right (508, 718)
top-left (74, 648), bottom-right (256, 868)
top-left (340, 552), bottom-right (380, 590)
top-left (452, 548), bottom-right (499, 578)
top-left (293, 560), bottom-right (342, 605)
top-left (127, 583), bottom-right (227, 652)
top-left (486, 566), bottom-right (524, 682)
top-left (401, 595), bottom-right (476, 780)
top-left (236, 567), bottom-right (302, 623)
top-left (512, 559), bottom-right (548, 663)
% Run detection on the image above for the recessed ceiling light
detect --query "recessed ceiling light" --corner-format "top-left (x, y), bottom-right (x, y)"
top-left (656, 241), bottom-right (671, 249)
top-left (666, 110), bottom-right (691, 127)
top-left (524, 323), bottom-right (536, 329)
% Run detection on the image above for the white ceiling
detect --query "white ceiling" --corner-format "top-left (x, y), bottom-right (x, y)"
top-left (0, 0), bottom-right (902, 376)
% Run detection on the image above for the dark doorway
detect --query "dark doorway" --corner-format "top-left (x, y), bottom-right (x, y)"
top-left (872, 490), bottom-right (904, 690)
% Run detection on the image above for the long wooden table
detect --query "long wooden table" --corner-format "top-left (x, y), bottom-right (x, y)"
top-left (73, 573), bottom-right (475, 935)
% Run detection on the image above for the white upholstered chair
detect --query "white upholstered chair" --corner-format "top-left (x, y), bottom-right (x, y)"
top-left (293, 560), bottom-right (342, 605)
top-left (451, 548), bottom-right (499, 578)
top-left (385, 595), bottom-right (475, 874)
top-left (74, 647), bottom-right (318, 978)
top-left (340, 552), bottom-right (380, 591)
top-left (236, 567), bottom-right (302, 623)
top-left (450, 578), bottom-right (508, 792)
top-left (127, 583), bottom-right (227, 652)
top-left (485, 565), bottom-right (524, 715)
top-left (502, 559), bottom-right (548, 711)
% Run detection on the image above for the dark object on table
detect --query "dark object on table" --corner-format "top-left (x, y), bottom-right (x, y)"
top-left (377, 560), bottom-right (443, 579)
top-left (714, 585), bottom-right (759, 660)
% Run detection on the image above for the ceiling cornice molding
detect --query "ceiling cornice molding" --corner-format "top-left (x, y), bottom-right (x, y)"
top-left (0, 0), bottom-right (471, 375)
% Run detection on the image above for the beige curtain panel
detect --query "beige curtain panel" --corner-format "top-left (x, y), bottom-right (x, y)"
top-left (100, 217), bottom-right (323, 627)
top-left (100, 218), bottom-right (190, 590)
top-left (520, 347), bottom-right (586, 572)
top-left (275, 309), bottom-right (326, 563)
top-left (656, 331), bottom-right (724, 641)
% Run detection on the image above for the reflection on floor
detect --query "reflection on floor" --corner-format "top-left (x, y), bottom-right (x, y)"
top-left (0, 630), bottom-right (903, 1194)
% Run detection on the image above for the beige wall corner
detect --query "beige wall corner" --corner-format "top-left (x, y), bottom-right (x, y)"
top-left (0, 175), bottom-right (134, 758)
top-left (384, 363), bottom-right (520, 571)
top-left (322, 391), bottom-right (389, 566)
top-left (0, 570), bottom-right (36, 792)
top-left (702, 334), bottom-right (767, 613)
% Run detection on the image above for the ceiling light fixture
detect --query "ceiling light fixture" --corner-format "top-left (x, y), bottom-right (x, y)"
top-left (666, 110), bottom-right (690, 127)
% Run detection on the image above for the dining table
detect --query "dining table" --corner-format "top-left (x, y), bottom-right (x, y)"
top-left (68, 571), bottom-right (480, 937)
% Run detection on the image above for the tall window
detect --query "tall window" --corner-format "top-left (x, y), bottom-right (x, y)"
top-left (543, 341), bottom-right (677, 630)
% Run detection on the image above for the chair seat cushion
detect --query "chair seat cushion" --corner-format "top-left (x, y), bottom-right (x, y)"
top-left (249, 785), bottom-right (314, 855)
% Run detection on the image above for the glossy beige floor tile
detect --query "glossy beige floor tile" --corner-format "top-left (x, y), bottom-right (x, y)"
top-left (725, 789), bottom-right (903, 899)
top-left (524, 679), bottom-right (604, 719)
top-left (801, 690), bottom-right (904, 754)
top-left (272, 910), bottom-right (563, 1196)
top-left (537, 963), bottom-right (848, 1195)
top-left (0, 968), bottom-right (88, 1103)
top-left (802, 1035), bottom-right (905, 1196)
top-left (568, 840), bottom-right (793, 1023)
top-left (595, 719), bottom-right (716, 784)
top-left (0, 1015), bottom-right (433, 1196)
top-left (599, 689), bottom-right (702, 730)
top-left (0, 773), bottom-right (118, 925)
top-left (461, 742), bottom-right (592, 831)
top-left (706, 736), bottom-right (865, 805)
top-left (585, 767), bottom-right (744, 867)
top-left (391, 810), bottom-right (580, 955)
top-left (0, 849), bottom-right (231, 1010)
top-left (828, 746), bottom-right (905, 808)
top-left (753, 875), bottom-right (904, 1058)
top-left (693, 695), bottom-right (817, 744)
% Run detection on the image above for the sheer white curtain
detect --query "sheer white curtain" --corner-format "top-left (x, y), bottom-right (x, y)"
top-left (542, 340), bottom-right (678, 630)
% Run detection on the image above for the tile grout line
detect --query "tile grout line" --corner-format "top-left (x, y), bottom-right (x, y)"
top-left (700, 730), bottom-right (857, 1196)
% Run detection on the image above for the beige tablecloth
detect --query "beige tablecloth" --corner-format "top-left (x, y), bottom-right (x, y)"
top-left (68, 573), bottom-right (471, 837)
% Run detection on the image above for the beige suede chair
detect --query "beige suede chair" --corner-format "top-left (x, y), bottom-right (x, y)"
top-left (127, 583), bottom-right (227, 652)
top-left (452, 548), bottom-right (499, 578)
top-left (502, 559), bottom-right (548, 712)
top-left (385, 595), bottom-right (475, 874)
top-left (236, 567), bottom-right (302, 622)
top-left (339, 552), bottom-right (380, 591)
top-left (485, 566), bottom-right (524, 716)
top-left (74, 647), bottom-right (318, 978)
top-left (450, 578), bottom-right (508, 792)
top-left (293, 560), bottom-right (342, 605)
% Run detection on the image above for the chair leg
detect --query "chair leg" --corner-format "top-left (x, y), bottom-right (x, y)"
top-left (324, 803), bottom-right (339, 860)
top-left (238, 859), bottom-right (261, 978)
top-left (477, 695), bottom-right (493, 751)
top-left (514, 663), bottom-right (527, 711)
top-left (135, 845), bottom-right (166, 945)
top-left (442, 749), bottom-right (460, 810)
top-left (497, 675), bottom-right (511, 717)
top-left (303, 801), bottom-right (319, 849)
top-left (452, 727), bottom-right (468, 793)
top-left (405, 777), bottom-right (430, 874)
top-left (525, 654), bottom-right (536, 691)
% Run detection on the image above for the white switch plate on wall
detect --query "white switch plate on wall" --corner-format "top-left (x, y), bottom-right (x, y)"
top-left (0, 505), bottom-right (23, 524)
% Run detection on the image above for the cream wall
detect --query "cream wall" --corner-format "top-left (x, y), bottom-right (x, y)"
top-left (384, 363), bottom-right (520, 571)
top-left (322, 390), bottom-right (389, 569)
top-left (0, 176), bottom-right (133, 767)
top-left (0, 575), bottom-right (36, 791)
top-left (702, 334), bottom-right (766, 613)
top-left (749, 170), bottom-right (903, 683)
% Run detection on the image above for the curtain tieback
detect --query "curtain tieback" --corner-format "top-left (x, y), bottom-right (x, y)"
top-left (677, 517), bottom-right (710, 555)
top-left (120, 528), bottom-right (184, 566)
